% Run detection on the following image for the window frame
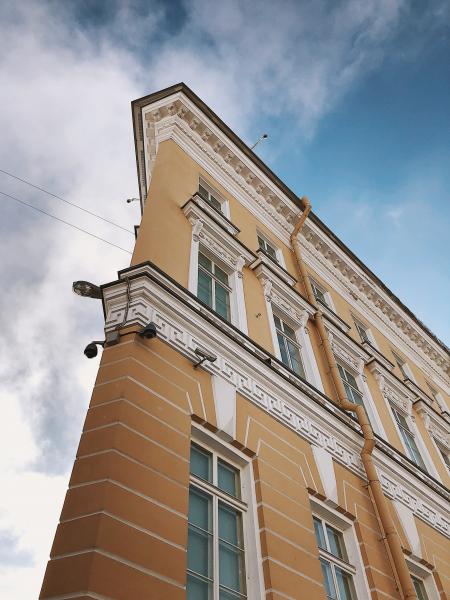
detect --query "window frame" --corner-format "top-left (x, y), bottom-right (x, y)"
top-left (188, 427), bottom-right (265, 600)
top-left (406, 556), bottom-right (440, 600)
top-left (198, 177), bottom-right (229, 218)
top-left (310, 278), bottom-right (335, 311)
top-left (197, 251), bottom-right (232, 322)
top-left (392, 351), bottom-right (416, 383)
top-left (337, 363), bottom-right (365, 408)
top-left (389, 403), bottom-right (428, 471)
top-left (352, 316), bottom-right (377, 348)
top-left (256, 231), bottom-right (285, 267)
top-left (311, 498), bottom-right (370, 600)
top-left (273, 313), bottom-right (307, 379)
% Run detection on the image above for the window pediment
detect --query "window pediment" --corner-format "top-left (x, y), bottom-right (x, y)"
top-left (183, 199), bottom-right (254, 273)
top-left (251, 262), bottom-right (313, 328)
top-left (415, 400), bottom-right (450, 451)
top-left (368, 360), bottom-right (414, 415)
top-left (326, 323), bottom-right (368, 375)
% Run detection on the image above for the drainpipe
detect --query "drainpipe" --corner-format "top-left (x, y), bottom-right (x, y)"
top-left (290, 198), bottom-right (416, 600)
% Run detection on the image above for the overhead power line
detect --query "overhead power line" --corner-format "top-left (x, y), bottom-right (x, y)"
top-left (0, 168), bottom-right (134, 235)
top-left (1, 190), bottom-right (132, 254)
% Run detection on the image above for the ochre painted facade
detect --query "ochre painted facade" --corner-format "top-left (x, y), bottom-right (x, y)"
top-left (41, 85), bottom-right (449, 600)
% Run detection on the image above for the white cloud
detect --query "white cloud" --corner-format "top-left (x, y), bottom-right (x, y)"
top-left (0, 1), bottom-right (447, 597)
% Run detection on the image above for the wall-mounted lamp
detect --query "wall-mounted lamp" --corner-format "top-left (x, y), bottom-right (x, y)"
top-left (193, 346), bottom-right (217, 369)
top-left (84, 340), bottom-right (105, 359)
top-left (138, 322), bottom-right (158, 339)
top-left (72, 281), bottom-right (102, 299)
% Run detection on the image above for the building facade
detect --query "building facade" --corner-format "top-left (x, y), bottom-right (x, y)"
top-left (40, 84), bottom-right (450, 600)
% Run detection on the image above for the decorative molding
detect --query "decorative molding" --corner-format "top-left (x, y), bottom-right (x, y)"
top-left (368, 359), bottom-right (414, 416)
top-left (102, 263), bottom-right (450, 539)
top-left (250, 262), bottom-right (313, 328)
top-left (325, 323), bottom-right (368, 375)
top-left (186, 193), bottom-right (239, 236)
top-left (135, 91), bottom-right (450, 387)
top-left (361, 340), bottom-right (394, 372)
top-left (251, 249), bottom-right (296, 287)
top-left (415, 400), bottom-right (449, 451)
top-left (182, 199), bottom-right (254, 273)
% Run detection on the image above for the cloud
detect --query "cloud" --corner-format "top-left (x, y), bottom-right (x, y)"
top-left (0, 1), bottom-right (448, 597)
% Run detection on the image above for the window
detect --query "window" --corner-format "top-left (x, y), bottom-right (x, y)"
top-left (273, 314), bottom-right (306, 378)
top-left (199, 180), bottom-right (223, 213)
top-left (313, 516), bottom-right (357, 600)
top-left (390, 405), bottom-right (427, 471)
top-left (310, 279), bottom-right (329, 307)
top-left (412, 576), bottom-right (430, 600)
top-left (392, 352), bottom-right (409, 380)
top-left (257, 233), bottom-right (278, 263)
top-left (353, 319), bottom-right (370, 344)
top-left (337, 364), bottom-right (364, 408)
top-left (438, 447), bottom-right (450, 471)
top-left (198, 252), bottom-right (231, 321)
top-left (188, 443), bottom-right (247, 600)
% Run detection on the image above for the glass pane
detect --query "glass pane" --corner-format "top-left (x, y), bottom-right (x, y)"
top-left (218, 460), bottom-right (240, 498)
top-left (286, 340), bottom-right (306, 378)
top-left (337, 364), bottom-right (345, 380)
top-left (277, 332), bottom-right (290, 367)
top-left (199, 252), bottom-right (212, 272)
top-left (282, 322), bottom-right (296, 341)
top-left (188, 524), bottom-right (212, 577)
top-left (198, 269), bottom-right (213, 307)
top-left (187, 573), bottom-right (212, 600)
top-left (198, 184), bottom-right (209, 201)
top-left (273, 314), bottom-right (282, 330)
top-left (218, 503), bottom-right (242, 547)
top-left (350, 387), bottom-right (364, 407)
top-left (345, 370), bottom-right (358, 389)
top-left (190, 444), bottom-right (212, 482)
top-left (189, 488), bottom-right (212, 532)
top-left (326, 525), bottom-right (346, 560)
top-left (412, 576), bottom-right (429, 600)
top-left (214, 264), bottom-right (229, 285)
top-left (313, 517), bottom-right (327, 550)
top-left (219, 588), bottom-right (241, 600)
top-left (320, 558), bottom-right (337, 599)
top-left (257, 235), bottom-right (265, 250)
top-left (215, 284), bottom-right (230, 321)
top-left (208, 194), bottom-right (222, 211)
top-left (335, 567), bottom-right (355, 600)
top-left (265, 243), bottom-right (277, 260)
top-left (313, 285), bottom-right (327, 305)
top-left (355, 322), bottom-right (369, 343)
top-left (219, 542), bottom-right (245, 593)
top-left (402, 431), bottom-right (427, 470)
top-left (393, 408), bottom-right (408, 430)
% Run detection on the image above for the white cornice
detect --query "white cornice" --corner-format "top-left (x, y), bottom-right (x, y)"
top-left (101, 263), bottom-right (449, 539)
top-left (135, 92), bottom-right (450, 389)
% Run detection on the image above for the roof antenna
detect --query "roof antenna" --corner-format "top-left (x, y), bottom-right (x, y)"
top-left (250, 133), bottom-right (268, 150)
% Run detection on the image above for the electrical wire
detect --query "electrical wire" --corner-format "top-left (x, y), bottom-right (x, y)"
top-left (0, 168), bottom-right (134, 235)
top-left (1, 190), bottom-right (132, 254)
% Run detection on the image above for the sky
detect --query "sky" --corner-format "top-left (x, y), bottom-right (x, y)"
top-left (0, 0), bottom-right (449, 597)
